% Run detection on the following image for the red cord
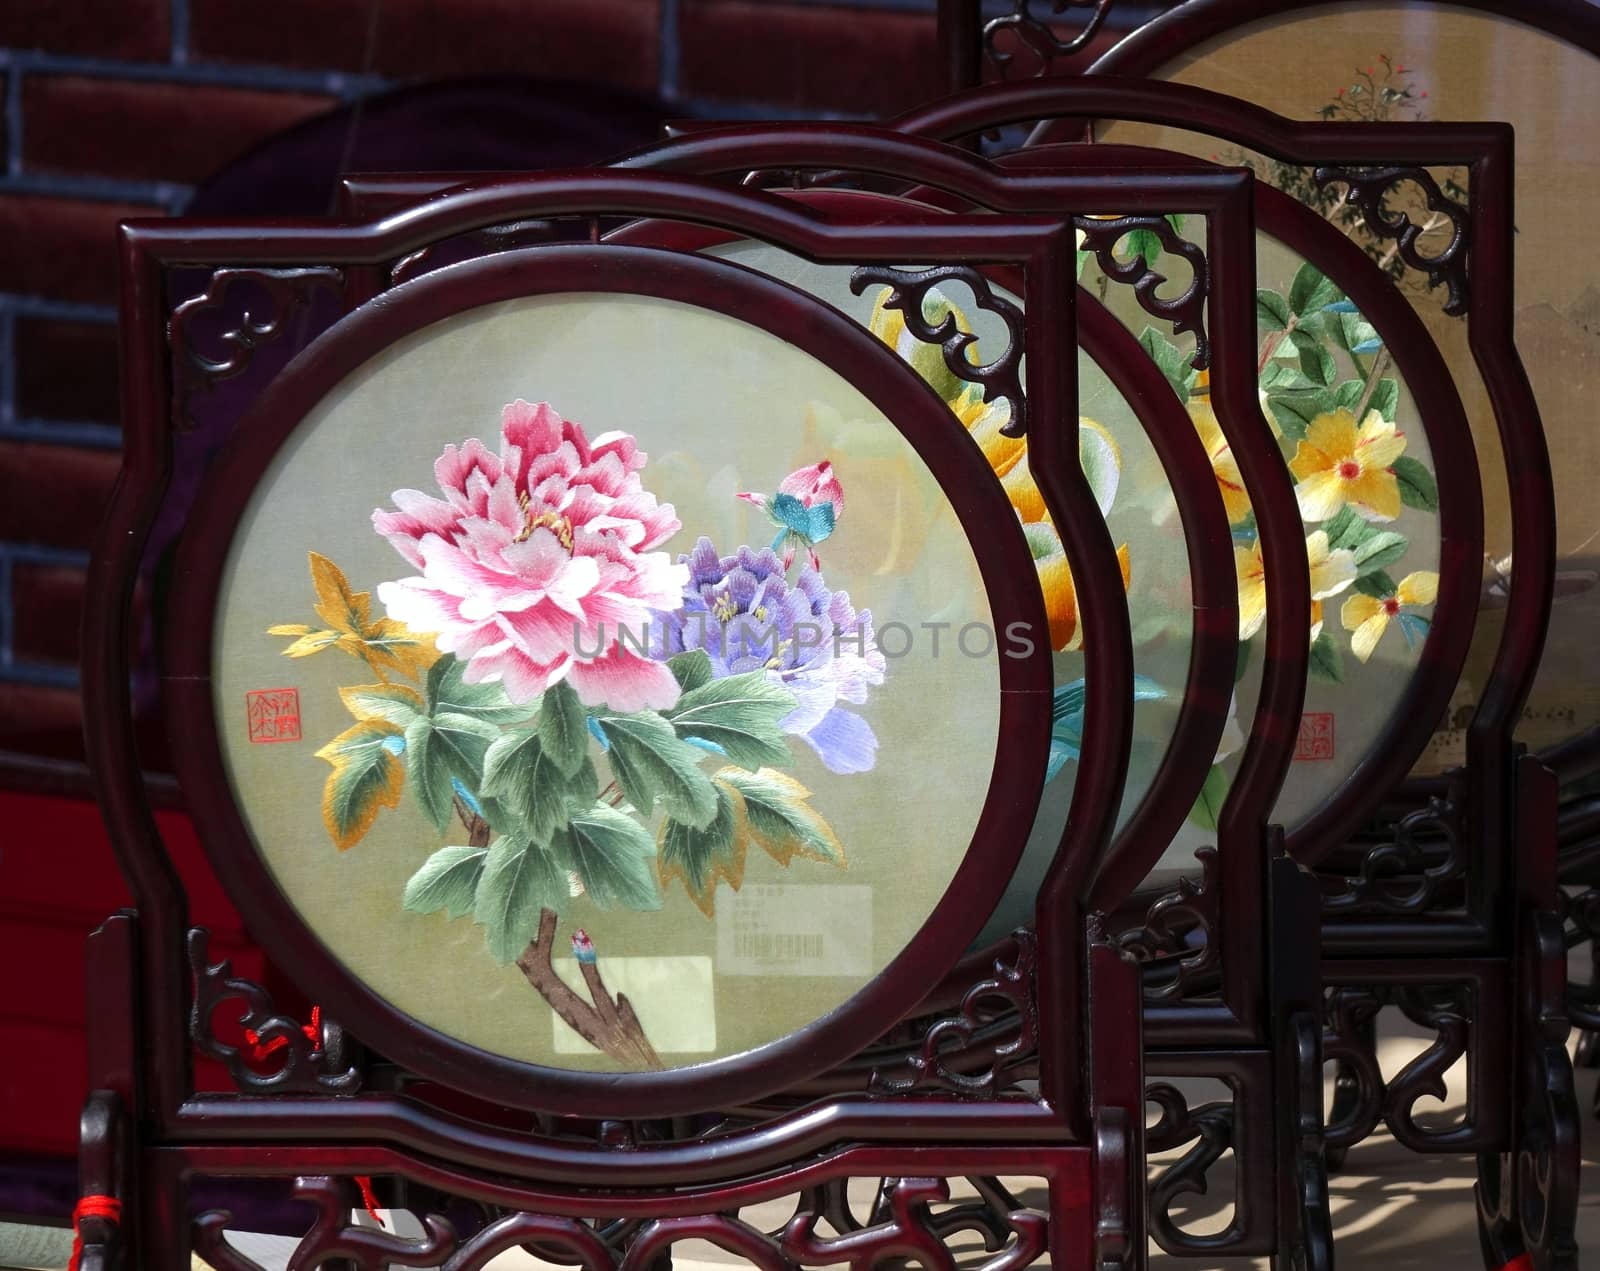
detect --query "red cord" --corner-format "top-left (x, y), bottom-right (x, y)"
top-left (243, 1005), bottom-right (322, 1064)
top-left (69, 1195), bottom-right (122, 1271)
top-left (1496, 1258), bottom-right (1535, 1271)
top-left (354, 1175), bottom-right (385, 1227)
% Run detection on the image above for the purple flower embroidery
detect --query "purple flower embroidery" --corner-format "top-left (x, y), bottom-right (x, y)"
top-left (655, 536), bottom-right (885, 774)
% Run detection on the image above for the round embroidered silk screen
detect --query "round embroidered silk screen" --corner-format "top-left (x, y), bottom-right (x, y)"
top-left (1086, 228), bottom-right (1442, 868)
top-left (1098, 3), bottom-right (1600, 767)
top-left (209, 287), bottom-right (1006, 1074)
top-left (702, 238), bottom-right (1196, 936)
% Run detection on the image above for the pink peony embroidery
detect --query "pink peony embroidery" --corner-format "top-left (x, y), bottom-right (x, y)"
top-left (373, 399), bottom-right (686, 712)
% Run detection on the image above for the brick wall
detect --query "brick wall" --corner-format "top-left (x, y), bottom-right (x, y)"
top-left (0, 0), bottom-right (1019, 777)
top-left (0, 0), bottom-right (1175, 776)
top-left (0, 0), bottom-right (1166, 1171)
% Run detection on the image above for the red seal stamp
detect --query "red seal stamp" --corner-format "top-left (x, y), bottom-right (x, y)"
top-left (246, 688), bottom-right (301, 743)
top-left (1295, 712), bottom-right (1335, 761)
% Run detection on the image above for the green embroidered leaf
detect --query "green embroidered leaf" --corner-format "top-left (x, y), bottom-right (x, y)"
top-left (664, 670), bottom-right (796, 771)
top-left (1258, 360), bottom-right (1314, 392)
top-left (1117, 227), bottom-right (1164, 267)
top-left (1327, 311), bottom-right (1379, 356)
top-left (554, 803), bottom-right (662, 912)
top-left (1288, 262), bottom-right (1344, 316)
top-left (1391, 456), bottom-right (1439, 512)
top-left (537, 679), bottom-right (589, 776)
top-left (1137, 326), bottom-right (1195, 401)
top-left (476, 792), bottom-right (525, 840)
top-left (1266, 389), bottom-right (1335, 441)
top-left (404, 715), bottom-right (457, 832)
top-left (715, 767), bottom-right (844, 870)
top-left (1368, 378), bottom-right (1399, 422)
top-left (658, 783), bottom-right (745, 917)
top-left (314, 719), bottom-right (405, 851)
top-left (595, 710), bottom-right (719, 828)
top-left (1309, 631), bottom-right (1345, 684)
top-left (1187, 764), bottom-right (1230, 832)
top-left (1256, 289), bottom-right (1291, 331)
top-left (403, 845), bottom-right (488, 918)
top-left (1352, 530), bottom-right (1409, 577)
top-left (339, 682), bottom-right (425, 728)
top-left (482, 727), bottom-right (597, 842)
top-left (473, 833), bottom-right (568, 964)
top-left (1355, 569), bottom-right (1398, 599)
top-left (1285, 328), bottom-right (1336, 388)
top-left (1290, 310), bottom-right (1326, 342)
top-left (668, 649), bottom-right (714, 693)
top-left (1322, 504), bottom-right (1377, 550)
top-left (433, 712), bottom-right (499, 779)
top-left (1331, 379), bottom-right (1366, 412)
top-left (425, 657), bottom-right (528, 724)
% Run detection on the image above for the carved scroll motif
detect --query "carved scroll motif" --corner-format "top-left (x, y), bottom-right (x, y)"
top-left (1313, 166), bottom-right (1471, 316)
top-left (1115, 845), bottom-right (1220, 1002)
top-left (1144, 1082), bottom-right (1237, 1256)
top-left (1320, 982), bottom-right (1477, 1155)
top-left (1073, 214), bottom-right (1211, 371)
top-left (187, 928), bottom-right (361, 1095)
top-left (169, 267), bottom-right (344, 430)
top-left (982, 1), bottom-right (1119, 80)
top-left (1320, 791), bottom-right (1466, 916)
top-left (192, 1175), bottom-right (1049, 1271)
top-left (850, 263), bottom-right (1029, 437)
top-left (869, 931), bottom-right (1038, 1095)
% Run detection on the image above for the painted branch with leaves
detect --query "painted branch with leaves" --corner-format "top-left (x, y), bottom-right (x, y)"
top-left (271, 547), bottom-right (856, 1068)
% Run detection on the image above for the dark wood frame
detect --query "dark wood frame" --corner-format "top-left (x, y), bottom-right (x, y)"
top-left (372, 135), bottom-right (1291, 1057)
top-left (950, 0), bottom-right (1600, 1119)
top-left (338, 129), bottom-right (1332, 1266)
top-left (78, 143), bottom-right (1297, 1270)
top-left (876, 66), bottom-right (1573, 1267)
top-left (162, 242), bottom-right (1056, 1121)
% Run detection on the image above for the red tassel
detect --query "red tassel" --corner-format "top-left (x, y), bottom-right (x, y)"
top-left (354, 1175), bottom-right (384, 1227)
top-left (243, 1006), bottom-right (323, 1064)
top-left (69, 1195), bottom-right (122, 1271)
top-left (1496, 1258), bottom-right (1535, 1271)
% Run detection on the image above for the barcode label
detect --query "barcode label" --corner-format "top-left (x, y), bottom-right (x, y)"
top-left (733, 932), bottom-right (826, 961)
top-left (717, 884), bottom-right (872, 977)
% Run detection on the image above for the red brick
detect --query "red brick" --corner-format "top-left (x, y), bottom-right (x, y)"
top-left (14, 319), bottom-right (120, 424)
top-left (680, 1), bottom-right (941, 115)
top-left (23, 77), bottom-right (337, 186)
top-left (0, 443), bottom-right (120, 549)
top-left (191, 0), bottom-right (659, 93)
top-left (12, 563), bottom-right (84, 666)
top-left (0, 195), bottom-right (165, 306)
top-left (0, 0), bottom-right (169, 61)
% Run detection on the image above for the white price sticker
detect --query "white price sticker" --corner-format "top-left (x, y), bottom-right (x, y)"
top-left (717, 884), bottom-right (873, 977)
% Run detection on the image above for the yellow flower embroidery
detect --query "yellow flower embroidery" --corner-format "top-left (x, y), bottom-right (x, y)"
top-left (1189, 397), bottom-right (1254, 526)
top-left (1288, 408), bottom-right (1407, 523)
top-left (870, 286), bottom-right (1131, 653)
top-left (1340, 570), bottom-right (1439, 662)
top-left (1182, 374), bottom-right (1281, 528)
top-left (1026, 522), bottom-right (1133, 652)
top-left (1235, 531), bottom-right (1357, 642)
